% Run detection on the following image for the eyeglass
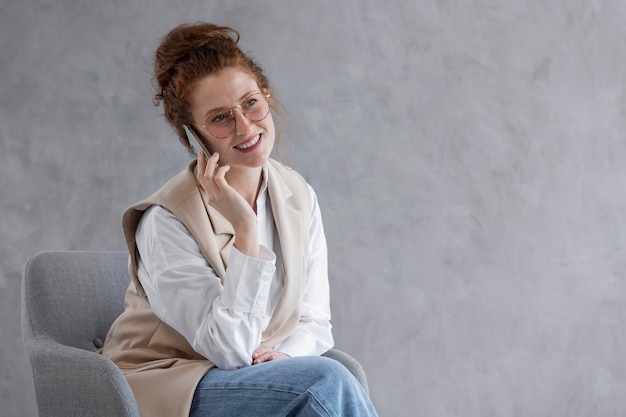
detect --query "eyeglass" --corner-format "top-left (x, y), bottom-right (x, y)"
top-left (201, 92), bottom-right (271, 139)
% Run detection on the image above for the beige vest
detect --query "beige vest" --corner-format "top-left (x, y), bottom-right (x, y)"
top-left (101, 159), bottom-right (312, 417)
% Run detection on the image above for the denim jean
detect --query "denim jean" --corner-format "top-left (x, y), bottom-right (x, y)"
top-left (189, 356), bottom-right (379, 417)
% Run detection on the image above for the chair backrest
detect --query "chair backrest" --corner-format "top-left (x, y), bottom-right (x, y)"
top-left (22, 250), bottom-right (141, 417)
top-left (22, 250), bottom-right (129, 350)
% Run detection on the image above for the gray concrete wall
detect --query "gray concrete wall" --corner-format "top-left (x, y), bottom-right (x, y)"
top-left (3, 1), bottom-right (626, 416)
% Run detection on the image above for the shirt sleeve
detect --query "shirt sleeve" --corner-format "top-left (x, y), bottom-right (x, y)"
top-left (274, 185), bottom-right (335, 357)
top-left (135, 205), bottom-right (276, 370)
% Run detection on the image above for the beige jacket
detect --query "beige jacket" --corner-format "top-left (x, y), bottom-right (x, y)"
top-left (101, 159), bottom-right (312, 417)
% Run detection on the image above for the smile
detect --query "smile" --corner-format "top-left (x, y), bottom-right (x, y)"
top-left (234, 134), bottom-right (261, 150)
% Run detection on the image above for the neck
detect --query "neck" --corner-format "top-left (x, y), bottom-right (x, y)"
top-left (225, 165), bottom-right (264, 211)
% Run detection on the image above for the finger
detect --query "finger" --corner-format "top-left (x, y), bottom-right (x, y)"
top-left (252, 344), bottom-right (270, 359)
top-left (198, 154), bottom-right (221, 192)
top-left (252, 345), bottom-right (273, 364)
top-left (258, 351), bottom-right (289, 364)
top-left (253, 351), bottom-right (275, 364)
top-left (206, 152), bottom-right (220, 175)
top-left (202, 152), bottom-right (220, 179)
top-left (212, 164), bottom-right (231, 190)
top-left (196, 150), bottom-right (206, 181)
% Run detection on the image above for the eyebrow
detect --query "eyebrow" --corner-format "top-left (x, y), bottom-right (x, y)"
top-left (203, 90), bottom-right (260, 118)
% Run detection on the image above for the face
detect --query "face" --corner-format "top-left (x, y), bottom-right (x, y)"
top-left (188, 67), bottom-right (275, 171)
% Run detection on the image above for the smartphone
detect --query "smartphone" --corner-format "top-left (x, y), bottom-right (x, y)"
top-left (184, 124), bottom-right (213, 159)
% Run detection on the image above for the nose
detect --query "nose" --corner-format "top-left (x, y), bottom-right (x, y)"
top-left (232, 108), bottom-right (253, 136)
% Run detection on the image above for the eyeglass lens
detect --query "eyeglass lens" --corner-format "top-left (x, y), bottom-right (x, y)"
top-left (204, 93), bottom-right (270, 138)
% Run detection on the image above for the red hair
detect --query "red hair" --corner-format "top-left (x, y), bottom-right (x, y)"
top-left (153, 23), bottom-right (282, 154)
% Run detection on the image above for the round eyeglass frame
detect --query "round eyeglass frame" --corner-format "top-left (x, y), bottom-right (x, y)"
top-left (200, 92), bottom-right (271, 139)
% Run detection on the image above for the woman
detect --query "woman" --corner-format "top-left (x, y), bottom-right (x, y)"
top-left (101, 22), bottom-right (378, 417)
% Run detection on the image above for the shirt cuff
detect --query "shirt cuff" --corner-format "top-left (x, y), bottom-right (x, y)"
top-left (220, 245), bottom-right (276, 314)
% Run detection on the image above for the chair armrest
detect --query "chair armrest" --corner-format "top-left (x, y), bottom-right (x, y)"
top-left (323, 348), bottom-right (369, 395)
top-left (25, 337), bottom-right (140, 417)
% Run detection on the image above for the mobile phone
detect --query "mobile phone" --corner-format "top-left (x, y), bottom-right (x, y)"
top-left (184, 124), bottom-right (213, 159)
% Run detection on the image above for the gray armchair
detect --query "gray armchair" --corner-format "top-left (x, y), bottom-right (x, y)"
top-left (22, 250), bottom-right (368, 417)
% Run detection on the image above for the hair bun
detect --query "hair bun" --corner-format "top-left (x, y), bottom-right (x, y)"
top-left (154, 24), bottom-right (240, 94)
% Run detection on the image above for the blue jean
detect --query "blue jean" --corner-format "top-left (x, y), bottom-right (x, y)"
top-left (189, 356), bottom-right (379, 417)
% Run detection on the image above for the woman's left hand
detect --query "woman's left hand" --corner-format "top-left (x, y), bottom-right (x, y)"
top-left (252, 344), bottom-right (290, 364)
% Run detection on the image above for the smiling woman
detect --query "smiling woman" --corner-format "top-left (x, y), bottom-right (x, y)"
top-left (99, 22), bottom-right (378, 417)
top-left (189, 67), bottom-right (275, 176)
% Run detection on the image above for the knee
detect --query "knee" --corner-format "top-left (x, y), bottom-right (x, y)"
top-left (292, 356), bottom-right (375, 414)
top-left (292, 356), bottom-right (360, 388)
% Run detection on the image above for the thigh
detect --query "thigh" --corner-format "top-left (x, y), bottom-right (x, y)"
top-left (189, 356), bottom-right (357, 417)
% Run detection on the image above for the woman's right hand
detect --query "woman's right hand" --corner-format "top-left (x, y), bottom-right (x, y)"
top-left (196, 151), bottom-right (259, 258)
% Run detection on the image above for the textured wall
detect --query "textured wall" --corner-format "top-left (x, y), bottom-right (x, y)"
top-left (3, 1), bottom-right (626, 416)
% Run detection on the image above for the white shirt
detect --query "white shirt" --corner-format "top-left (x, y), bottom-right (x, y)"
top-left (135, 166), bottom-right (334, 370)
